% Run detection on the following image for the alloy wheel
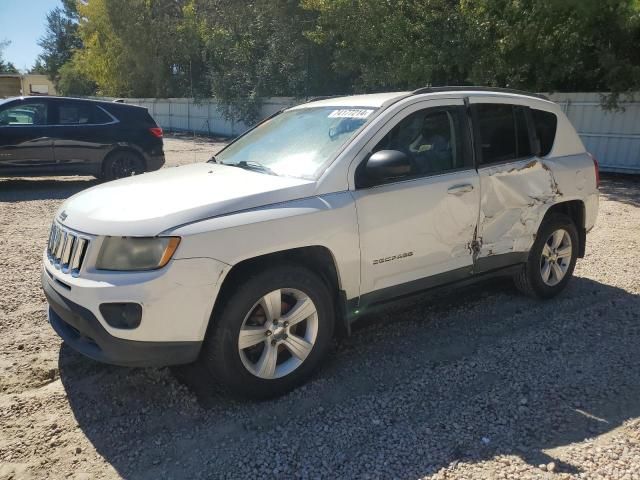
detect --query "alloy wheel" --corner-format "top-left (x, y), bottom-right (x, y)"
top-left (238, 288), bottom-right (318, 379)
top-left (540, 228), bottom-right (572, 286)
top-left (111, 154), bottom-right (141, 178)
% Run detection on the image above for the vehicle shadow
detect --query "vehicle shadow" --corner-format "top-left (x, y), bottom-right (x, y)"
top-left (0, 177), bottom-right (98, 202)
top-left (58, 275), bottom-right (640, 479)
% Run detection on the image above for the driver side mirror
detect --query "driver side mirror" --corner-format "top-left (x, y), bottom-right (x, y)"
top-left (363, 149), bottom-right (412, 185)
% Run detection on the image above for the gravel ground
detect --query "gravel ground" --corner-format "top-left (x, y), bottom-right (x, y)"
top-left (1, 136), bottom-right (640, 479)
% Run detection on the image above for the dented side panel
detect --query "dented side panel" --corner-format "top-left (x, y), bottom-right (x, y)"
top-left (476, 152), bottom-right (597, 260)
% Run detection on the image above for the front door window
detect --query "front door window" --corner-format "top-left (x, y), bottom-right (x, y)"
top-left (0, 102), bottom-right (48, 126)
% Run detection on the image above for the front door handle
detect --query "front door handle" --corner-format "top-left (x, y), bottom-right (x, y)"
top-left (447, 183), bottom-right (474, 195)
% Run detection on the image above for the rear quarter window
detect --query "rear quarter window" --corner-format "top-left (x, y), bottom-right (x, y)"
top-left (531, 109), bottom-right (558, 156)
top-left (93, 106), bottom-right (113, 124)
top-left (103, 104), bottom-right (156, 126)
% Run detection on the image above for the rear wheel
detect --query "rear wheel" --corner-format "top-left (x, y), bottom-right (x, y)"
top-left (514, 213), bottom-right (579, 298)
top-left (101, 150), bottom-right (145, 181)
top-left (196, 265), bottom-right (334, 399)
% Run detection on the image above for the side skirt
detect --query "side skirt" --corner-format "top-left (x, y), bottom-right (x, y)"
top-left (344, 252), bottom-right (528, 325)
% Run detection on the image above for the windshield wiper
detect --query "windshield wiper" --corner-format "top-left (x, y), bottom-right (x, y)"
top-left (231, 160), bottom-right (278, 175)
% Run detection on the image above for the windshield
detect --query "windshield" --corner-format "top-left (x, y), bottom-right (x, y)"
top-left (215, 106), bottom-right (377, 178)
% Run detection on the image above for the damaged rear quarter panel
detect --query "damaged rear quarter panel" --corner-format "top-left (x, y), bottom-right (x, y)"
top-left (477, 154), bottom-right (592, 258)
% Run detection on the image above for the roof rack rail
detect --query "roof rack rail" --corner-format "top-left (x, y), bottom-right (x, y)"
top-left (304, 95), bottom-right (344, 104)
top-left (411, 86), bottom-right (549, 101)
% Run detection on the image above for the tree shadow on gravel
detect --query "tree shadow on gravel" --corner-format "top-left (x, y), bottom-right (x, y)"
top-left (0, 177), bottom-right (98, 202)
top-left (59, 276), bottom-right (640, 479)
top-left (599, 174), bottom-right (640, 208)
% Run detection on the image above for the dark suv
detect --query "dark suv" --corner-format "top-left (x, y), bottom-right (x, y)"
top-left (0, 96), bottom-right (164, 180)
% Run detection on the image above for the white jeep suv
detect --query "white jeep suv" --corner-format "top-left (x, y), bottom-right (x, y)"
top-left (42, 88), bottom-right (599, 398)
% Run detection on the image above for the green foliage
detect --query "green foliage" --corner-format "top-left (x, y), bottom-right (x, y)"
top-left (76, 0), bottom-right (207, 98)
top-left (37, 0), bottom-right (83, 82)
top-left (56, 59), bottom-right (97, 96)
top-left (461, 0), bottom-right (640, 96)
top-left (0, 40), bottom-right (18, 74)
top-left (303, 0), bottom-right (476, 90)
top-left (40, 0), bottom-right (640, 123)
top-left (29, 59), bottom-right (48, 75)
top-left (198, 0), bottom-right (338, 122)
top-left (304, 0), bottom-right (640, 99)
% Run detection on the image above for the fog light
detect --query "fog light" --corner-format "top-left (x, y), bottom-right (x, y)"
top-left (100, 303), bottom-right (142, 329)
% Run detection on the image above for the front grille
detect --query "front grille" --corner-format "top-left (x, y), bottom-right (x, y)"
top-left (47, 223), bottom-right (90, 276)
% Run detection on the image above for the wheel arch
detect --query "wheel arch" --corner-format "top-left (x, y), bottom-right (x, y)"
top-left (101, 146), bottom-right (147, 177)
top-left (542, 199), bottom-right (586, 257)
top-left (208, 245), bottom-right (350, 339)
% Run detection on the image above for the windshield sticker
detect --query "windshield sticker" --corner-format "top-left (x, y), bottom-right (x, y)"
top-left (328, 109), bottom-right (374, 119)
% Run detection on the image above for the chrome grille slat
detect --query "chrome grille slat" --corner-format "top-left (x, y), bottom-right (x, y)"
top-left (70, 238), bottom-right (87, 273)
top-left (65, 238), bottom-right (79, 273)
top-left (49, 225), bottom-right (59, 257)
top-left (46, 223), bottom-right (90, 277)
top-left (48, 227), bottom-right (56, 252)
top-left (61, 235), bottom-right (75, 272)
top-left (55, 231), bottom-right (66, 262)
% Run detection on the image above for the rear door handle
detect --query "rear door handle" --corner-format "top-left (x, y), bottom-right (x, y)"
top-left (447, 183), bottom-right (474, 195)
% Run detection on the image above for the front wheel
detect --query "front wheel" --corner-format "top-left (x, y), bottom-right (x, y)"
top-left (196, 265), bottom-right (334, 399)
top-left (514, 213), bottom-right (579, 299)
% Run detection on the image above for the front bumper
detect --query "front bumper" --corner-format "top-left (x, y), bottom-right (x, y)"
top-left (42, 249), bottom-right (230, 367)
top-left (43, 271), bottom-right (200, 367)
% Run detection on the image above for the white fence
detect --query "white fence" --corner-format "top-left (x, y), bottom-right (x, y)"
top-left (548, 93), bottom-right (640, 174)
top-left (121, 97), bottom-right (297, 137)
top-left (120, 92), bottom-right (640, 173)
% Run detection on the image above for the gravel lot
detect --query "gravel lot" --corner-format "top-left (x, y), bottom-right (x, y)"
top-left (1, 136), bottom-right (640, 480)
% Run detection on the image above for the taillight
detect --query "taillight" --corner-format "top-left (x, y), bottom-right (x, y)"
top-left (589, 152), bottom-right (600, 188)
top-left (149, 127), bottom-right (163, 138)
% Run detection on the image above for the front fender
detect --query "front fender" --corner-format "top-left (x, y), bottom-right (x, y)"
top-left (169, 192), bottom-right (361, 300)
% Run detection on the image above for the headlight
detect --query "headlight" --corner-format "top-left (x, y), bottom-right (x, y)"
top-left (96, 237), bottom-right (181, 271)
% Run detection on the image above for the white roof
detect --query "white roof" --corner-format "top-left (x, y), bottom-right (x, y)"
top-left (290, 89), bottom-right (556, 111)
top-left (290, 92), bottom-right (409, 110)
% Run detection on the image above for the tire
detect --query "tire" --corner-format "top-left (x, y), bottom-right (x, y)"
top-left (196, 265), bottom-right (335, 399)
top-left (101, 150), bottom-right (145, 181)
top-left (514, 213), bottom-right (579, 299)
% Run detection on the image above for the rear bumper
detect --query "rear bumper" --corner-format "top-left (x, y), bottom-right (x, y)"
top-left (43, 271), bottom-right (201, 367)
top-left (145, 152), bottom-right (165, 172)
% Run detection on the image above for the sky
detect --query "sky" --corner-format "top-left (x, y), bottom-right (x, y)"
top-left (0, 0), bottom-right (62, 71)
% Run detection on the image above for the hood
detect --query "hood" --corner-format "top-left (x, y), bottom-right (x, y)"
top-left (57, 163), bottom-right (316, 236)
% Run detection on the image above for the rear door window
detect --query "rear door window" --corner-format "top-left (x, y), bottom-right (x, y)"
top-left (58, 102), bottom-right (94, 125)
top-left (473, 104), bottom-right (533, 165)
top-left (55, 102), bottom-right (113, 125)
top-left (531, 109), bottom-right (558, 156)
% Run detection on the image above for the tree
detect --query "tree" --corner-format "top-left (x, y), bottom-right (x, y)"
top-left (56, 58), bottom-right (97, 96)
top-left (461, 0), bottom-right (640, 99)
top-left (302, 0), bottom-right (479, 90)
top-left (199, 0), bottom-right (340, 122)
top-left (29, 59), bottom-right (47, 74)
top-left (0, 40), bottom-right (18, 73)
top-left (72, 0), bottom-right (340, 121)
top-left (303, 0), bottom-right (640, 100)
top-left (37, 0), bottom-right (82, 81)
top-left (75, 0), bottom-right (207, 98)
top-left (45, 0), bottom-right (640, 123)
